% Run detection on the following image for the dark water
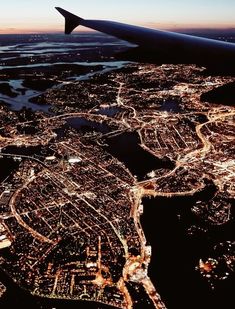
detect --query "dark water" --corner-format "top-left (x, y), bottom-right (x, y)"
top-left (105, 132), bottom-right (174, 180)
top-left (2, 145), bottom-right (42, 156)
top-left (60, 118), bottom-right (174, 181)
top-left (55, 110), bottom-right (120, 139)
top-left (1, 145), bottom-right (55, 162)
top-left (53, 117), bottom-right (98, 140)
top-left (67, 117), bottom-right (111, 134)
top-left (141, 193), bottom-right (234, 309)
top-left (0, 157), bottom-right (19, 182)
top-left (159, 99), bottom-right (181, 113)
top-left (201, 81), bottom-right (235, 106)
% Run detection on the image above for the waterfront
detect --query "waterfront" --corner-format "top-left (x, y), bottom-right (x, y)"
top-left (0, 267), bottom-right (116, 309)
top-left (141, 196), bottom-right (234, 309)
top-left (105, 132), bottom-right (174, 181)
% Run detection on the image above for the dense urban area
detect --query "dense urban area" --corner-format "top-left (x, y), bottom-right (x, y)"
top-left (0, 60), bottom-right (234, 308)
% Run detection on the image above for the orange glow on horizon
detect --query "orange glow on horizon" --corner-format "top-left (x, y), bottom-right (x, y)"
top-left (1, 22), bottom-right (235, 35)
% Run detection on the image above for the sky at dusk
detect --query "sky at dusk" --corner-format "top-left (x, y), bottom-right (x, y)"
top-left (0, 0), bottom-right (235, 34)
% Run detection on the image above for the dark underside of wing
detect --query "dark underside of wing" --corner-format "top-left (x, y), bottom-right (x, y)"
top-left (56, 7), bottom-right (235, 72)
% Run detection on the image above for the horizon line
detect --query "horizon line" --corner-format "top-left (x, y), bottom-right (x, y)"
top-left (1, 27), bottom-right (235, 35)
top-left (1, 23), bottom-right (235, 35)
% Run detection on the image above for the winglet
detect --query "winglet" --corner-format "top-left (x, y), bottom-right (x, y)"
top-left (55, 7), bottom-right (84, 34)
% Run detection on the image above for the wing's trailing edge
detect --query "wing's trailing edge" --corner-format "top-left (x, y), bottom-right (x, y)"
top-left (55, 7), bottom-right (83, 34)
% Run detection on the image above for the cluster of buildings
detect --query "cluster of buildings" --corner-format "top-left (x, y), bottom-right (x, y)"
top-left (0, 61), bottom-right (234, 307)
top-left (0, 122), bottom-right (142, 308)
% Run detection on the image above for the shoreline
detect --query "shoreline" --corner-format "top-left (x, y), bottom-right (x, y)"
top-left (128, 186), bottom-right (167, 309)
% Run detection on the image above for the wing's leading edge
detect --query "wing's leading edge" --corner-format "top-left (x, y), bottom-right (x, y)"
top-left (56, 7), bottom-right (235, 68)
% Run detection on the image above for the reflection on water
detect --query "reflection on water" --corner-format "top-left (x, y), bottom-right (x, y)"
top-left (0, 61), bottom-right (128, 71)
top-left (0, 32), bottom-right (129, 112)
top-left (0, 61), bottom-right (127, 112)
top-left (96, 106), bottom-right (122, 117)
top-left (0, 79), bottom-right (50, 112)
top-left (73, 62), bottom-right (127, 82)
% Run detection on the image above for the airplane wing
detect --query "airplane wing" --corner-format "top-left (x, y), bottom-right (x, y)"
top-left (55, 7), bottom-right (235, 67)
